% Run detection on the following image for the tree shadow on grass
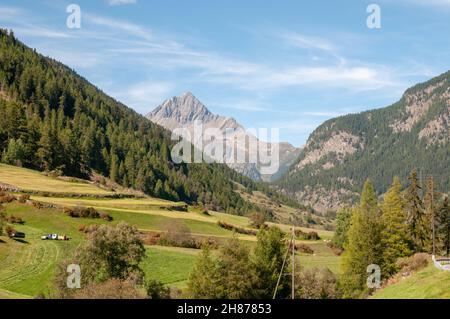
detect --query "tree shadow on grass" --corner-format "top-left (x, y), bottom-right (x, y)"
top-left (12, 238), bottom-right (29, 244)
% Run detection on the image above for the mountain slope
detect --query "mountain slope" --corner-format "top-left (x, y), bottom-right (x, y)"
top-left (0, 29), bottom-right (264, 215)
top-left (148, 92), bottom-right (301, 182)
top-left (279, 71), bottom-right (450, 212)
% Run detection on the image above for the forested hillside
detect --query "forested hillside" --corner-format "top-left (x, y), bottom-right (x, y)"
top-left (279, 71), bottom-right (450, 211)
top-left (0, 29), bottom-right (275, 216)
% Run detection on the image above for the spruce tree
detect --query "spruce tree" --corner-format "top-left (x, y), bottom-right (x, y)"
top-left (405, 170), bottom-right (427, 252)
top-left (187, 245), bottom-right (223, 298)
top-left (424, 176), bottom-right (438, 254)
top-left (437, 196), bottom-right (450, 256)
top-left (341, 179), bottom-right (383, 298)
top-left (332, 207), bottom-right (353, 249)
top-left (251, 227), bottom-right (290, 299)
top-left (380, 177), bottom-right (412, 276)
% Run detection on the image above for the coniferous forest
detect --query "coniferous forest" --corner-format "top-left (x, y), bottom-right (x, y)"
top-left (0, 29), bottom-right (294, 216)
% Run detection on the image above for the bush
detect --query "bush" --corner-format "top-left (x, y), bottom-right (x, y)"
top-left (100, 212), bottom-right (113, 221)
top-left (296, 268), bottom-right (341, 299)
top-left (217, 221), bottom-right (258, 236)
top-left (295, 243), bottom-right (314, 254)
top-left (0, 193), bottom-right (16, 204)
top-left (64, 206), bottom-right (111, 220)
top-left (295, 229), bottom-right (321, 241)
top-left (396, 253), bottom-right (429, 273)
top-left (32, 201), bottom-right (44, 209)
top-left (201, 209), bottom-right (210, 216)
top-left (249, 212), bottom-right (266, 229)
top-left (17, 194), bottom-right (30, 203)
top-left (5, 225), bottom-right (15, 237)
top-left (7, 215), bottom-right (24, 224)
top-left (145, 280), bottom-right (171, 299)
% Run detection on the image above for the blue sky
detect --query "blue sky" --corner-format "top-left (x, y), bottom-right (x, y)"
top-left (0, 0), bottom-right (449, 146)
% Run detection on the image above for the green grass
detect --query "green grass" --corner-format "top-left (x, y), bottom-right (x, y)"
top-left (297, 242), bottom-right (342, 274)
top-left (141, 246), bottom-right (199, 289)
top-left (0, 163), bottom-right (114, 195)
top-left (371, 265), bottom-right (450, 299)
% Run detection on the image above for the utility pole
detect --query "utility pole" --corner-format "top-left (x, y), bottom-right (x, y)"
top-left (273, 226), bottom-right (297, 299)
top-left (291, 226), bottom-right (295, 299)
top-left (431, 177), bottom-right (435, 257)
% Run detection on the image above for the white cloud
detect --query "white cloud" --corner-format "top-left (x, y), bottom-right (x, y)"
top-left (107, 0), bottom-right (137, 6)
top-left (113, 82), bottom-right (174, 114)
top-left (279, 31), bottom-right (336, 53)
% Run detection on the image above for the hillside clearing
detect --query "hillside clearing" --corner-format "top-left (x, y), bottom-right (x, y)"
top-left (0, 163), bottom-right (114, 195)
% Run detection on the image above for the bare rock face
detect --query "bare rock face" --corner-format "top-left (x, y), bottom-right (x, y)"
top-left (147, 92), bottom-right (301, 181)
top-left (280, 70), bottom-right (450, 212)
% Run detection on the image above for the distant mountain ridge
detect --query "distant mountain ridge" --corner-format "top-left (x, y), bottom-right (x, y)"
top-left (147, 92), bottom-right (301, 181)
top-left (278, 70), bottom-right (450, 212)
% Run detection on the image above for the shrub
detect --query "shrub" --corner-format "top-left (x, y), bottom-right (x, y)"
top-left (5, 225), bottom-right (15, 237)
top-left (295, 229), bottom-right (321, 241)
top-left (295, 243), bottom-right (314, 254)
top-left (217, 221), bottom-right (258, 236)
top-left (63, 206), bottom-right (108, 220)
top-left (78, 224), bottom-right (87, 233)
top-left (17, 194), bottom-right (30, 203)
top-left (249, 212), bottom-right (266, 229)
top-left (32, 201), bottom-right (44, 209)
top-left (100, 212), bottom-right (113, 221)
top-left (296, 267), bottom-right (341, 299)
top-left (201, 209), bottom-right (210, 216)
top-left (326, 241), bottom-right (344, 256)
top-left (7, 215), bottom-right (24, 224)
top-left (396, 253), bottom-right (429, 273)
top-left (145, 280), bottom-right (171, 299)
top-left (0, 193), bottom-right (16, 204)
top-left (72, 278), bottom-right (145, 299)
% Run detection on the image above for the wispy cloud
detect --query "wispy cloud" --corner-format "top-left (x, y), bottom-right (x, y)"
top-left (279, 31), bottom-right (336, 53)
top-left (113, 81), bottom-right (174, 113)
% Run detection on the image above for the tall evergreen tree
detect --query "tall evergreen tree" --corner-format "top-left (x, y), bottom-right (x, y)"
top-left (332, 207), bottom-right (353, 249)
top-left (405, 170), bottom-right (427, 252)
top-left (251, 227), bottom-right (290, 299)
top-left (341, 179), bottom-right (383, 298)
top-left (187, 245), bottom-right (223, 298)
top-left (380, 177), bottom-right (412, 276)
top-left (424, 176), bottom-right (439, 254)
top-left (437, 196), bottom-right (450, 257)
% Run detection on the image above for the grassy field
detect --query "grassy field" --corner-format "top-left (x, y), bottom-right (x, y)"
top-left (142, 246), bottom-right (200, 290)
top-left (297, 242), bottom-right (341, 274)
top-left (0, 163), bottom-right (114, 195)
top-left (371, 265), bottom-right (450, 299)
top-left (0, 164), bottom-right (338, 298)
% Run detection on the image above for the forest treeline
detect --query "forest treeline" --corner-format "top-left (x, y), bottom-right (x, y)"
top-left (333, 170), bottom-right (450, 298)
top-left (0, 29), bottom-right (297, 216)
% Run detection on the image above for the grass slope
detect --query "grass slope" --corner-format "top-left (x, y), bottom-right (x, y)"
top-left (0, 163), bottom-right (114, 195)
top-left (372, 265), bottom-right (450, 299)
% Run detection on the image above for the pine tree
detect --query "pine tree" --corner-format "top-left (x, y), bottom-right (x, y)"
top-left (2, 138), bottom-right (26, 166)
top-left (341, 179), bottom-right (383, 298)
top-left (405, 170), bottom-right (427, 252)
top-left (424, 176), bottom-right (438, 254)
top-left (187, 245), bottom-right (223, 298)
top-left (109, 152), bottom-right (119, 183)
top-left (332, 207), bottom-right (353, 249)
top-left (217, 237), bottom-right (255, 298)
top-left (437, 196), bottom-right (450, 256)
top-left (251, 227), bottom-right (289, 299)
top-left (380, 177), bottom-right (412, 276)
